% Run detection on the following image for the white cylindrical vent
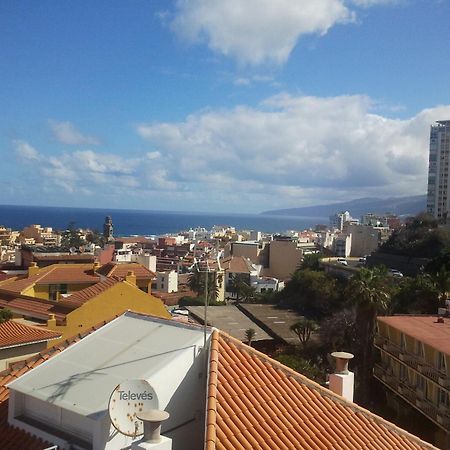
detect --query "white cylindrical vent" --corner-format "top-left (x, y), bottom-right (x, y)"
top-left (137, 410), bottom-right (170, 444)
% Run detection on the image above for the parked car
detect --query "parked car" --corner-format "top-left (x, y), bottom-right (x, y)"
top-left (337, 258), bottom-right (348, 266)
top-left (358, 256), bottom-right (366, 263)
top-left (390, 269), bottom-right (403, 278)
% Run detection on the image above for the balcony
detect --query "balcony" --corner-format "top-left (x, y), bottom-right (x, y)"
top-left (374, 364), bottom-right (450, 432)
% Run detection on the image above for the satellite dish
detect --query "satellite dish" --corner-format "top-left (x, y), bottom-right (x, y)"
top-left (108, 379), bottom-right (159, 437)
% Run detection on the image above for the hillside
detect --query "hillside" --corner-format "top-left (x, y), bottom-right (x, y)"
top-left (261, 195), bottom-right (426, 218)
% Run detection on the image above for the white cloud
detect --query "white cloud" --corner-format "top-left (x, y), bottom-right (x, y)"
top-left (48, 120), bottom-right (101, 146)
top-left (170, 0), bottom-right (397, 65)
top-left (136, 94), bottom-right (450, 208)
top-left (15, 96), bottom-right (450, 212)
top-left (13, 140), bottom-right (40, 161)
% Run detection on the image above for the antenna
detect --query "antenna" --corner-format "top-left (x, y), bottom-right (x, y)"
top-left (108, 379), bottom-right (159, 437)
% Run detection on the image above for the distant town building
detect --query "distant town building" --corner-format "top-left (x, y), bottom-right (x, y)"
top-left (427, 120), bottom-right (450, 220)
top-left (330, 211), bottom-right (353, 231)
top-left (103, 215), bottom-right (114, 242)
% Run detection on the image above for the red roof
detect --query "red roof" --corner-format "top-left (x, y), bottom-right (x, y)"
top-left (206, 331), bottom-right (437, 450)
top-left (96, 262), bottom-right (155, 280)
top-left (0, 264), bottom-right (99, 295)
top-left (0, 321), bottom-right (61, 349)
top-left (378, 315), bottom-right (450, 356)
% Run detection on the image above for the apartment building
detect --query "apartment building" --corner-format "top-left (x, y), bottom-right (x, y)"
top-left (427, 120), bottom-right (450, 220)
top-left (374, 316), bottom-right (450, 446)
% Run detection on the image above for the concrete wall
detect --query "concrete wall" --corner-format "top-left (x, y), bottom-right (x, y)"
top-left (267, 240), bottom-right (302, 279)
top-left (0, 341), bottom-right (48, 371)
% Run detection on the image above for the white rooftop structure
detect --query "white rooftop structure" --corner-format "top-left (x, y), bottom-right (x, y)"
top-left (7, 311), bottom-right (211, 450)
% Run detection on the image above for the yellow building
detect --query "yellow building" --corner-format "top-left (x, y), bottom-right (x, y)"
top-left (375, 316), bottom-right (450, 446)
top-left (0, 262), bottom-right (100, 300)
top-left (46, 273), bottom-right (171, 344)
top-left (0, 262), bottom-right (171, 345)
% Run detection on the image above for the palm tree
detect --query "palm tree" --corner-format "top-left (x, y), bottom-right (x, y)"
top-left (429, 266), bottom-right (450, 308)
top-left (290, 318), bottom-right (318, 351)
top-left (245, 328), bottom-right (256, 347)
top-left (229, 273), bottom-right (250, 302)
top-left (188, 266), bottom-right (219, 303)
top-left (346, 267), bottom-right (391, 405)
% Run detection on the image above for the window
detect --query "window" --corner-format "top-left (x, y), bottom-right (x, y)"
top-left (400, 333), bottom-right (406, 351)
top-left (438, 352), bottom-right (447, 373)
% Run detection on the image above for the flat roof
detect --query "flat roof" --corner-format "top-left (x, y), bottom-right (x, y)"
top-left (238, 304), bottom-right (304, 343)
top-left (378, 315), bottom-right (450, 355)
top-left (8, 311), bottom-right (211, 418)
top-left (186, 305), bottom-right (272, 342)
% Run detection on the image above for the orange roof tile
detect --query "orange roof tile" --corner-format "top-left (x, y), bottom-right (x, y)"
top-left (0, 264), bottom-right (99, 295)
top-left (96, 262), bottom-right (155, 279)
top-left (378, 315), bottom-right (450, 356)
top-left (0, 321), bottom-right (61, 349)
top-left (221, 256), bottom-right (253, 274)
top-left (0, 318), bottom-right (114, 450)
top-left (206, 331), bottom-right (438, 450)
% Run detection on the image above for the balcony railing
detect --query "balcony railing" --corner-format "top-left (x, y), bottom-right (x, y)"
top-left (375, 335), bottom-right (449, 387)
top-left (374, 364), bottom-right (450, 431)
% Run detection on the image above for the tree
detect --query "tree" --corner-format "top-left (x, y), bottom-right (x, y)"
top-left (391, 275), bottom-right (439, 314)
top-left (298, 253), bottom-right (323, 271)
top-left (320, 308), bottom-right (357, 352)
top-left (290, 318), bottom-right (318, 351)
top-left (346, 267), bottom-right (391, 405)
top-left (275, 354), bottom-right (322, 383)
top-left (245, 328), bottom-right (256, 347)
top-left (0, 309), bottom-right (12, 324)
top-left (280, 269), bottom-right (343, 319)
top-left (428, 266), bottom-right (450, 308)
top-left (229, 273), bottom-right (251, 303)
top-left (187, 266), bottom-right (219, 303)
top-left (60, 222), bottom-right (86, 250)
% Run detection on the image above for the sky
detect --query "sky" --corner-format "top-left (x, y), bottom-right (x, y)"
top-left (1, 0), bottom-right (450, 213)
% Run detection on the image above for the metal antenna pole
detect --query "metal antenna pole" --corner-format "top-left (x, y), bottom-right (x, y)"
top-left (203, 268), bottom-right (208, 349)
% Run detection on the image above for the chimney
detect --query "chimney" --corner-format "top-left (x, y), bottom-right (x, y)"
top-left (329, 351), bottom-right (354, 402)
top-left (28, 262), bottom-right (39, 277)
top-left (125, 270), bottom-right (137, 286)
top-left (131, 409), bottom-right (171, 450)
top-left (47, 313), bottom-right (57, 329)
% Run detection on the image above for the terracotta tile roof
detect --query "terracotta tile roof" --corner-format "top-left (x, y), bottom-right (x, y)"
top-left (0, 318), bottom-right (113, 450)
top-left (0, 264), bottom-right (99, 295)
top-left (221, 256), bottom-right (253, 274)
top-left (0, 321), bottom-right (61, 349)
top-left (378, 315), bottom-right (450, 356)
top-left (96, 262), bottom-right (155, 279)
top-left (0, 295), bottom-right (67, 322)
top-left (152, 290), bottom-right (197, 306)
top-left (206, 331), bottom-right (438, 450)
top-left (61, 277), bottom-right (119, 307)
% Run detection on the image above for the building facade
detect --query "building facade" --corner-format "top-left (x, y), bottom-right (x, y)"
top-left (374, 316), bottom-right (450, 447)
top-left (427, 121), bottom-right (450, 220)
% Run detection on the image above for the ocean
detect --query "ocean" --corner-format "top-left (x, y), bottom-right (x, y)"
top-left (0, 205), bottom-right (327, 236)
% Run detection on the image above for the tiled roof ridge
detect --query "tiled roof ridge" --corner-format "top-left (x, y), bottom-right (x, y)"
top-left (205, 329), bottom-right (219, 450)
top-left (62, 277), bottom-right (119, 305)
top-left (217, 331), bottom-right (439, 450)
top-left (0, 321), bottom-right (61, 349)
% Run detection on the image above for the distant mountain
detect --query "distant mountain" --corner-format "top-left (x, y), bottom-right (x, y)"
top-left (261, 195), bottom-right (427, 219)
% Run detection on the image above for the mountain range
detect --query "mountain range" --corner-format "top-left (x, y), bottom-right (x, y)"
top-left (261, 195), bottom-right (426, 219)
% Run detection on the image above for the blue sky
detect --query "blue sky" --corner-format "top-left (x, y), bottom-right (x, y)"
top-left (1, 0), bottom-right (450, 213)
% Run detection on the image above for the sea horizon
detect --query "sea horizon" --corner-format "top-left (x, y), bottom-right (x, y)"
top-left (0, 204), bottom-right (327, 236)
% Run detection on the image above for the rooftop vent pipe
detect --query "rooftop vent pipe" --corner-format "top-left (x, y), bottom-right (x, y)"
top-left (132, 409), bottom-right (171, 450)
top-left (329, 352), bottom-right (354, 402)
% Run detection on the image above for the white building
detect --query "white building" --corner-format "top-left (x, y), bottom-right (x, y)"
top-left (7, 312), bottom-right (210, 450)
top-left (155, 270), bottom-right (178, 293)
top-left (427, 120), bottom-right (450, 220)
top-left (329, 211), bottom-right (352, 231)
